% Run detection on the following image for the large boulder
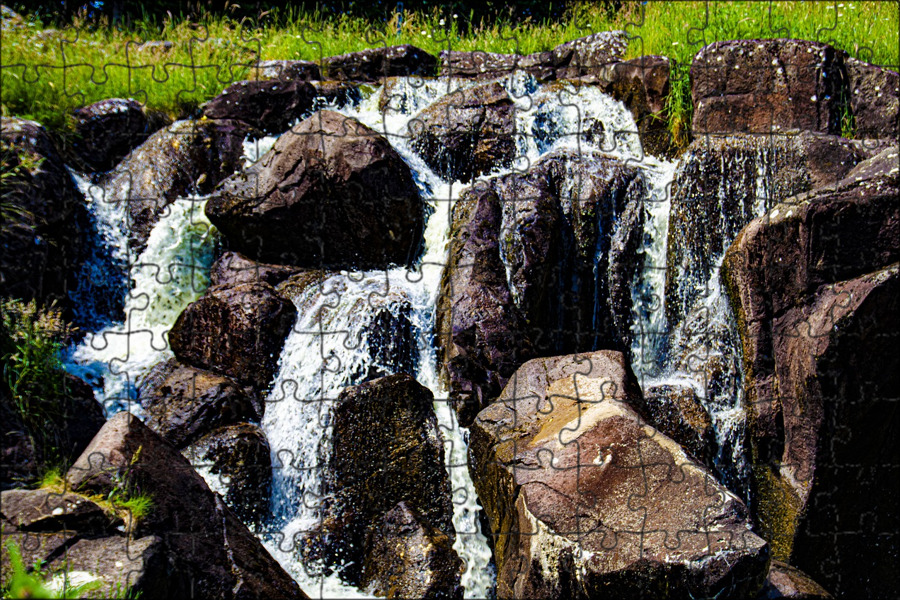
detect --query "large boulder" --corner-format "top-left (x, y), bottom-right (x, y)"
top-left (470, 350), bottom-right (769, 599)
top-left (206, 110), bottom-right (425, 269)
top-left (757, 562), bottom-right (833, 599)
top-left (58, 411), bottom-right (307, 599)
top-left (844, 57), bottom-right (900, 139)
top-left (316, 374), bottom-right (455, 584)
top-left (322, 45), bottom-right (437, 82)
top-left (551, 31), bottom-right (629, 79)
top-left (0, 118), bottom-right (89, 306)
top-left (168, 282), bottom-right (297, 390)
top-left (1, 488), bottom-right (169, 598)
top-left (73, 98), bottom-right (169, 172)
top-left (102, 118), bottom-right (254, 252)
top-left (202, 79), bottom-right (318, 134)
top-left (1, 372), bottom-right (105, 490)
top-left (437, 149), bottom-right (646, 424)
top-left (138, 358), bottom-right (260, 448)
top-left (639, 383), bottom-right (717, 469)
top-left (183, 422), bottom-right (271, 525)
top-left (691, 39), bottom-right (847, 135)
top-left (361, 501), bottom-right (463, 599)
top-left (255, 59), bottom-right (321, 82)
top-left (723, 147), bottom-right (899, 597)
top-left (665, 132), bottom-right (877, 329)
top-left (409, 81), bottom-right (516, 183)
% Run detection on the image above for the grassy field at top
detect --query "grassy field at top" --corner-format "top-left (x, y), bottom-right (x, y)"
top-left (1, 1), bottom-right (897, 137)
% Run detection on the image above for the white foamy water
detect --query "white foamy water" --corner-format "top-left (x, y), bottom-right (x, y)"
top-left (64, 194), bottom-right (218, 414)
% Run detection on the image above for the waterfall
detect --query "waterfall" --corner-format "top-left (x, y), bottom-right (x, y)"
top-left (64, 192), bottom-right (218, 415)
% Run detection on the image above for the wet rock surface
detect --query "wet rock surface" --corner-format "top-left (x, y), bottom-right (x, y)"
top-left (409, 81), bottom-right (516, 183)
top-left (844, 57), bottom-right (900, 139)
top-left (470, 350), bottom-right (769, 599)
top-left (168, 282), bottom-right (297, 390)
top-left (202, 79), bottom-right (318, 134)
top-left (210, 251), bottom-right (305, 288)
top-left (316, 374), bottom-right (454, 584)
top-left (206, 110), bottom-right (425, 269)
top-left (2, 412), bottom-right (307, 599)
top-left (323, 44), bottom-right (437, 82)
top-left (723, 147), bottom-right (899, 597)
top-left (73, 98), bottom-right (170, 172)
top-left (362, 501), bottom-right (463, 600)
top-left (692, 39), bottom-right (847, 135)
top-left (101, 118), bottom-right (254, 253)
top-left (437, 149), bottom-right (646, 424)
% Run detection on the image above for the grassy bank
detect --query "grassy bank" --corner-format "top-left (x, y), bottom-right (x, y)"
top-left (1, 1), bottom-right (897, 136)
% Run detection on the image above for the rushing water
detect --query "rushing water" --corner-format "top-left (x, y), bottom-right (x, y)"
top-left (59, 69), bottom-right (789, 598)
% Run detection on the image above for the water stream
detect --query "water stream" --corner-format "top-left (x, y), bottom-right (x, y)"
top-left (57, 72), bottom-right (782, 598)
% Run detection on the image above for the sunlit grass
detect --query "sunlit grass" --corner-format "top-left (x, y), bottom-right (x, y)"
top-left (1, 2), bottom-right (896, 137)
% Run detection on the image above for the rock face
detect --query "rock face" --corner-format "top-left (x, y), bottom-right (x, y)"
top-left (639, 383), bottom-right (717, 468)
top-left (844, 57), bottom-right (900, 139)
top-left (758, 562), bottom-right (833, 599)
top-left (409, 81), bottom-right (516, 183)
top-left (210, 250), bottom-right (304, 288)
top-left (470, 350), bottom-right (769, 599)
top-left (102, 118), bottom-right (253, 252)
top-left (138, 359), bottom-right (260, 448)
top-left (1, 373), bottom-right (105, 490)
top-left (438, 31), bottom-right (628, 82)
top-left (723, 147), bottom-right (899, 598)
top-left (323, 45), bottom-right (437, 82)
top-left (1, 488), bottom-right (170, 598)
top-left (183, 423), bottom-right (272, 525)
top-left (590, 55), bottom-right (673, 157)
top-left (202, 80), bottom-right (318, 134)
top-left (73, 98), bottom-right (169, 172)
top-left (437, 149), bottom-right (646, 424)
top-left (53, 411), bottom-right (307, 599)
top-left (317, 374), bottom-right (455, 585)
top-left (255, 59), bottom-right (322, 81)
top-left (691, 39), bottom-right (847, 135)
top-left (0, 117), bottom-right (89, 306)
top-left (168, 282), bottom-right (297, 390)
top-left (361, 502), bottom-right (463, 600)
top-left (206, 110), bottom-right (425, 269)
top-left (665, 132), bottom-right (877, 329)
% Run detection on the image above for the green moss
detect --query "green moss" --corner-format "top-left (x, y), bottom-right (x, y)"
top-left (753, 462), bottom-right (802, 561)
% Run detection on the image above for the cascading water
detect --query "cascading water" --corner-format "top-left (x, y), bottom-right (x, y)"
top-left (64, 191), bottom-right (219, 414)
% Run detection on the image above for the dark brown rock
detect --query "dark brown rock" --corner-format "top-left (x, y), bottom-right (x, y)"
top-left (0, 117), bottom-right (89, 306)
top-left (722, 146), bottom-right (899, 597)
top-left (138, 359), bottom-right (260, 448)
top-left (0, 488), bottom-right (116, 533)
top-left (592, 55), bottom-right (674, 157)
top-left (844, 57), bottom-right (899, 139)
top-left (183, 423), bottom-right (271, 525)
top-left (551, 31), bottom-right (629, 79)
top-left (362, 502), bottom-right (463, 599)
top-left (255, 59), bottom-right (322, 82)
top-left (470, 350), bottom-right (769, 600)
top-left (73, 98), bottom-right (169, 172)
top-left (65, 411), bottom-right (308, 599)
top-left (323, 44), bottom-right (437, 82)
top-left (168, 282), bottom-right (297, 390)
top-left (692, 39), bottom-right (847, 135)
top-left (437, 149), bottom-right (646, 424)
top-left (101, 118), bottom-right (254, 253)
top-left (438, 50), bottom-right (555, 81)
top-left (666, 132), bottom-right (875, 329)
top-left (639, 383), bottom-right (717, 468)
top-left (409, 81), bottom-right (516, 183)
top-left (202, 79), bottom-right (318, 134)
top-left (317, 374), bottom-right (454, 585)
top-left (210, 251), bottom-right (304, 287)
top-left (206, 110), bottom-right (425, 268)
top-left (757, 561), bottom-right (833, 599)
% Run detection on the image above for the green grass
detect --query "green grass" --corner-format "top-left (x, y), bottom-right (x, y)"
top-left (1, 2), bottom-right (897, 141)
